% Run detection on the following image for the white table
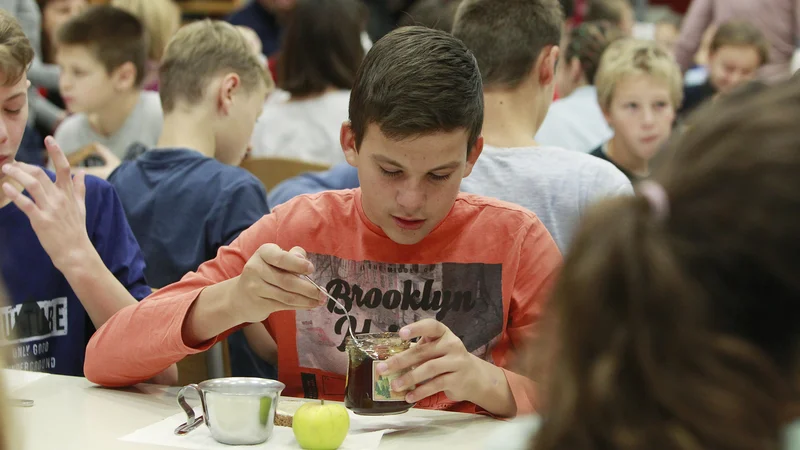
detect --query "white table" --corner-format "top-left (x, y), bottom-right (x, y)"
top-left (8, 370), bottom-right (502, 450)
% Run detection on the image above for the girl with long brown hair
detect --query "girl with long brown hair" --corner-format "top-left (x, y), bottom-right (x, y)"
top-left (492, 76), bottom-right (800, 450)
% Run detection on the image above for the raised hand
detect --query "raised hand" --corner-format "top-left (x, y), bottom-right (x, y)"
top-left (1, 136), bottom-right (93, 270)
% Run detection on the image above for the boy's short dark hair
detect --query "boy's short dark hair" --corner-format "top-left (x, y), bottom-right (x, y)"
top-left (585, 0), bottom-right (631, 26)
top-left (710, 20), bottom-right (770, 66)
top-left (278, 0), bottom-right (365, 97)
top-left (565, 21), bottom-right (624, 85)
top-left (452, 0), bottom-right (563, 89)
top-left (398, 0), bottom-right (463, 33)
top-left (349, 26), bottom-right (483, 153)
top-left (57, 5), bottom-right (147, 87)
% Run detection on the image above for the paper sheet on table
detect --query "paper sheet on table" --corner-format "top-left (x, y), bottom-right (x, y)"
top-left (120, 411), bottom-right (384, 449)
top-left (1, 369), bottom-right (48, 392)
top-left (120, 401), bottom-right (432, 450)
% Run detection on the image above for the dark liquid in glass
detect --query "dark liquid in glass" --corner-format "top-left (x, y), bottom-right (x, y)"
top-left (345, 333), bottom-right (414, 415)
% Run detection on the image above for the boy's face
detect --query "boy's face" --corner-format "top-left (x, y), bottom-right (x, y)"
top-left (604, 74), bottom-right (674, 162)
top-left (342, 123), bottom-right (483, 245)
top-left (217, 82), bottom-right (269, 166)
top-left (57, 45), bottom-right (117, 114)
top-left (708, 45), bottom-right (761, 94)
top-left (0, 76), bottom-right (29, 170)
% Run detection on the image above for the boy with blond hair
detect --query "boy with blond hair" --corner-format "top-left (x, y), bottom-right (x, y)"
top-left (86, 26), bottom-right (562, 418)
top-left (106, 19), bottom-right (275, 377)
top-left (680, 20), bottom-right (769, 117)
top-left (54, 5), bottom-right (162, 162)
top-left (0, 9), bottom-right (176, 382)
top-left (591, 39), bottom-right (683, 180)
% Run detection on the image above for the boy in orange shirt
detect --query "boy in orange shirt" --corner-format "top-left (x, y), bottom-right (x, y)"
top-left (84, 26), bottom-right (562, 418)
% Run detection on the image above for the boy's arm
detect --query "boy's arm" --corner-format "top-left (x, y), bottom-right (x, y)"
top-left (0, 138), bottom-right (147, 326)
top-left (83, 217), bottom-right (270, 387)
top-left (674, 0), bottom-right (714, 72)
top-left (242, 323), bottom-right (277, 365)
top-left (210, 178), bottom-right (276, 363)
top-left (85, 215), bottom-right (326, 386)
top-left (498, 222), bottom-right (561, 415)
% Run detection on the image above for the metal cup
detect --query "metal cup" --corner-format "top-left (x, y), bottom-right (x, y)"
top-left (174, 377), bottom-right (286, 445)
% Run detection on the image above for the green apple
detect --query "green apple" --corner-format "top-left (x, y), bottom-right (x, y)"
top-left (292, 400), bottom-right (350, 450)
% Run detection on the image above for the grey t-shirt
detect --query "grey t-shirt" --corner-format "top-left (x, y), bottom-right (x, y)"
top-left (460, 145), bottom-right (632, 252)
top-left (54, 91), bottom-right (163, 159)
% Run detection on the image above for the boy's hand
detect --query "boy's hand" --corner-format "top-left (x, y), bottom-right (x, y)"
top-left (376, 319), bottom-right (516, 417)
top-left (232, 244), bottom-right (327, 323)
top-left (0, 136), bottom-right (94, 271)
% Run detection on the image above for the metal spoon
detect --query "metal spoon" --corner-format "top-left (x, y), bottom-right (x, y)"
top-left (299, 275), bottom-right (363, 350)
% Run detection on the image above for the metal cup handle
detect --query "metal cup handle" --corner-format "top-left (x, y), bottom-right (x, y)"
top-left (174, 384), bottom-right (206, 436)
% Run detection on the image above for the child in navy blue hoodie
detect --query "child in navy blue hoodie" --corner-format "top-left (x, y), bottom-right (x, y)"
top-left (0, 10), bottom-right (175, 383)
top-left (106, 19), bottom-right (275, 378)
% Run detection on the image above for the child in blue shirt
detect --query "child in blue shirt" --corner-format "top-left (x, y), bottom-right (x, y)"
top-left (106, 19), bottom-right (274, 378)
top-left (0, 10), bottom-right (175, 382)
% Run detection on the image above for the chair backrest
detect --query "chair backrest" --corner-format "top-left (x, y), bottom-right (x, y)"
top-left (67, 143), bottom-right (101, 167)
top-left (177, 342), bottom-right (232, 385)
top-left (240, 157), bottom-right (330, 191)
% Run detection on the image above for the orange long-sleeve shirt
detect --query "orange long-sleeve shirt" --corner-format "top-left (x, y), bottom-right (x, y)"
top-left (85, 189), bottom-right (561, 415)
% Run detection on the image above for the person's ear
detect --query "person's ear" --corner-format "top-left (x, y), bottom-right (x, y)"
top-left (340, 121), bottom-right (359, 167)
top-left (112, 62), bottom-right (137, 91)
top-left (539, 46), bottom-right (560, 87)
top-left (462, 135), bottom-right (484, 178)
top-left (217, 73), bottom-right (241, 116)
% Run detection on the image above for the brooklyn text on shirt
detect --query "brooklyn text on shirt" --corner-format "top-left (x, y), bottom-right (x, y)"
top-left (297, 254), bottom-right (504, 376)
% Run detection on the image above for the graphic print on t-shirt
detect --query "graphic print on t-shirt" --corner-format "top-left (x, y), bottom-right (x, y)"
top-left (1, 298), bottom-right (68, 372)
top-left (296, 254), bottom-right (504, 375)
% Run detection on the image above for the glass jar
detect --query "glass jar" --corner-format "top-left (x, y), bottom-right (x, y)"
top-left (344, 332), bottom-right (414, 415)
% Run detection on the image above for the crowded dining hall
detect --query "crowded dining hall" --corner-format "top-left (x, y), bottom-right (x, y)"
top-left (0, 0), bottom-right (798, 449)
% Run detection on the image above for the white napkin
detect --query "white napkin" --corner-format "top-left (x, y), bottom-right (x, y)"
top-left (120, 396), bottom-right (435, 450)
top-left (120, 410), bottom-right (385, 450)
